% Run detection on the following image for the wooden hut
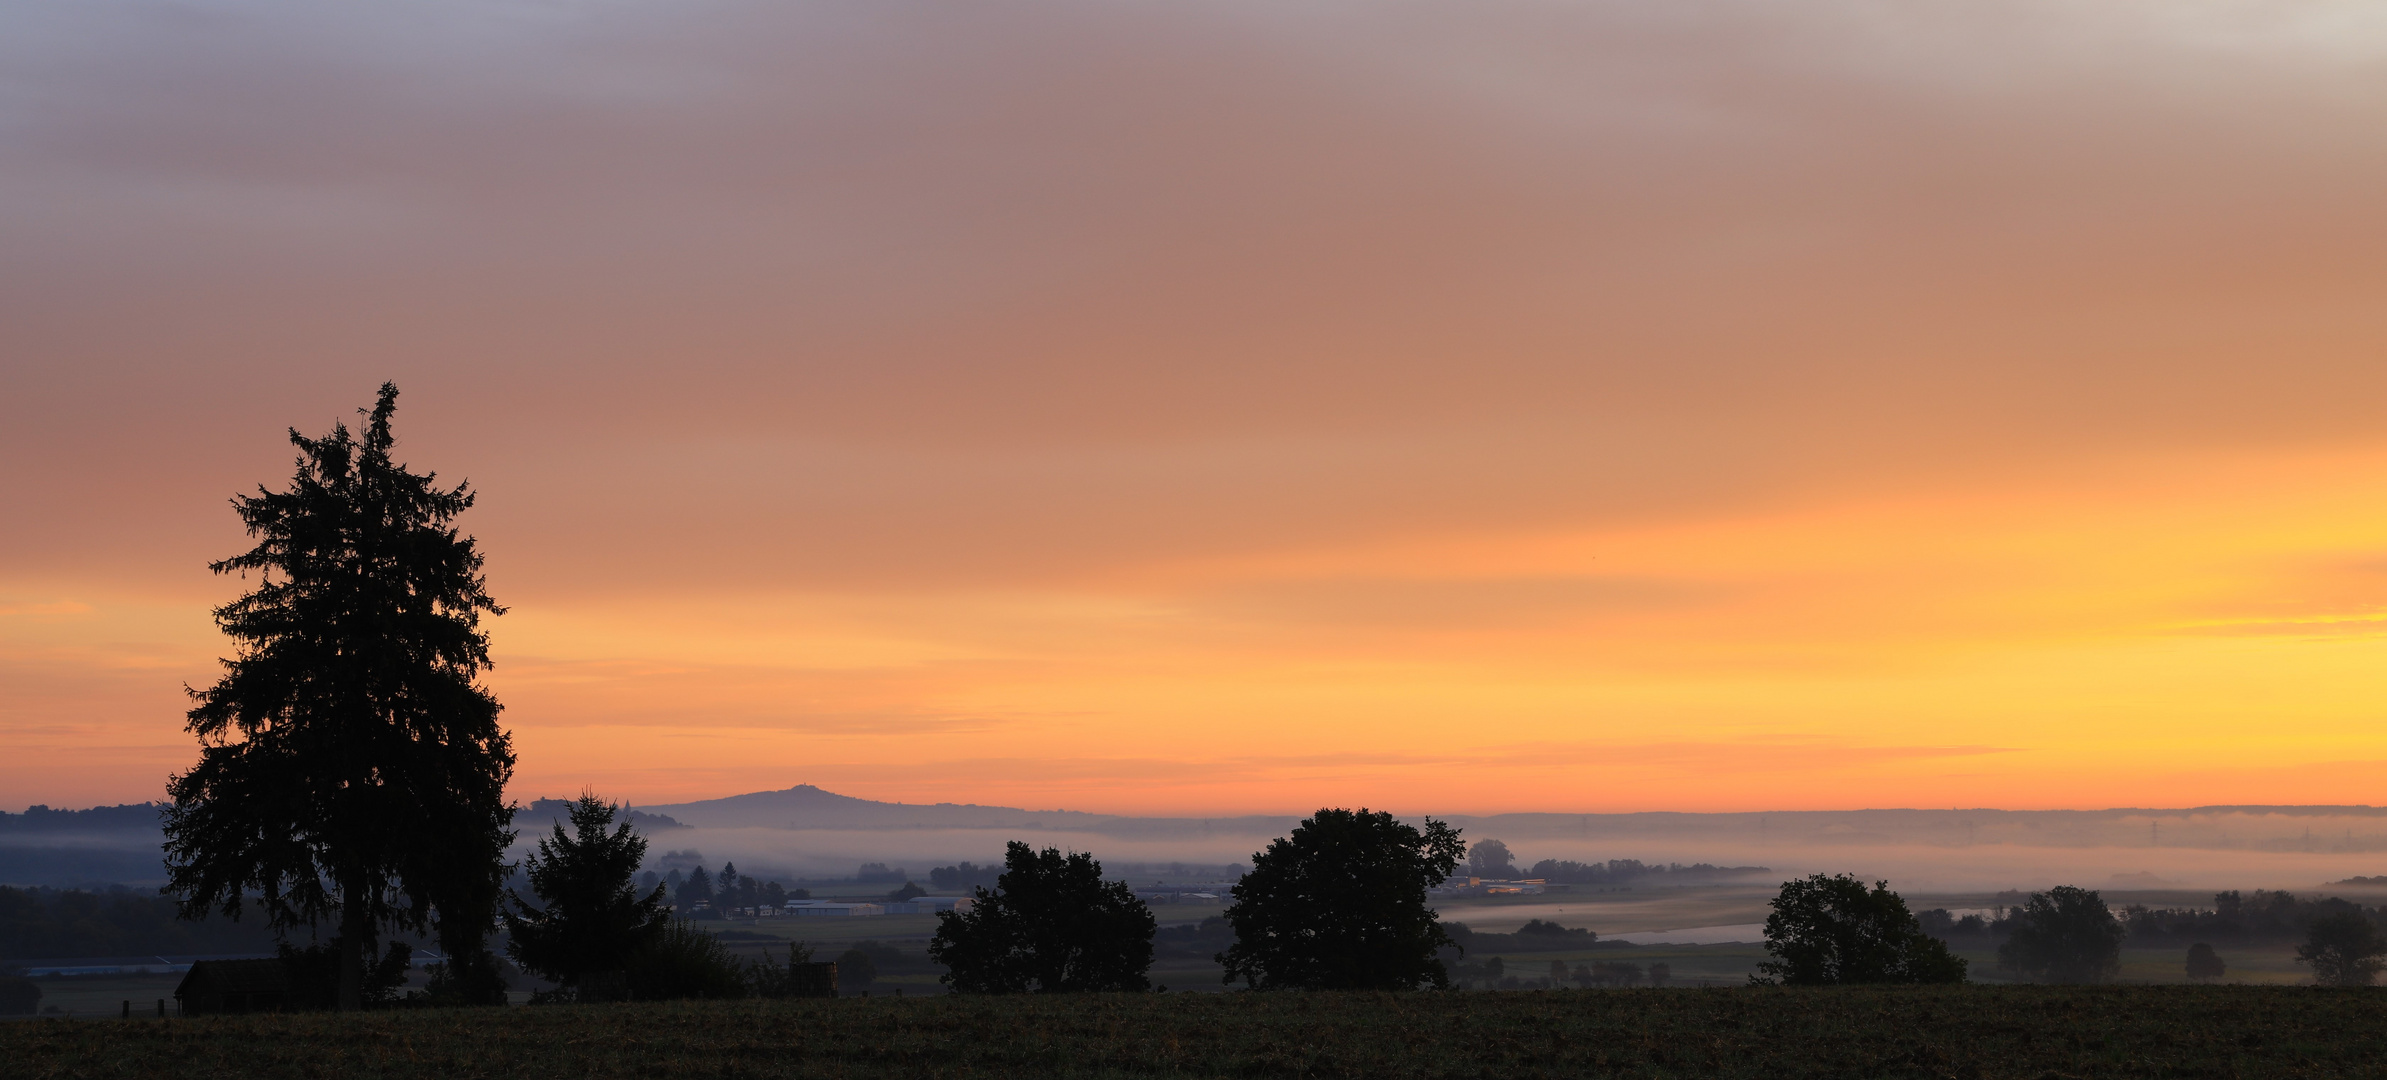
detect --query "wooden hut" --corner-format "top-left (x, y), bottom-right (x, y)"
top-left (175, 958), bottom-right (293, 1016)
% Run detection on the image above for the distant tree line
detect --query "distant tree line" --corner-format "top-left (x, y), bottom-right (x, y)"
top-left (2122, 890), bottom-right (2382, 944)
top-left (0, 885), bottom-right (284, 959)
top-left (1461, 839), bottom-right (1766, 886)
top-left (1441, 918), bottom-right (1627, 956)
top-left (929, 862), bottom-right (1003, 891)
top-left (653, 863), bottom-right (805, 918)
top-left (1918, 888), bottom-right (2386, 948)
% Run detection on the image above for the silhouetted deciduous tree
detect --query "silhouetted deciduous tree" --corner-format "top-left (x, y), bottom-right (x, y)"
top-left (1754, 874), bottom-right (1967, 985)
top-left (1997, 885), bottom-right (2125, 984)
top-left (164, 384), bottom-right (514, 1011)
top-left (2296, 911), bottom-right (2387, 987)
top-left (1218, 808), bottom-right (1465, 990)
top-left (929, 841), bottom-right (1156, 993)
top-left (505, 793), bottom-right (670, 997)
top-left (836, 946), bottom-right (879, 991)
top-left (1466, 839), bottom-right (1519, 879)
top-left (2185, 942), bottom-right (2225, 982)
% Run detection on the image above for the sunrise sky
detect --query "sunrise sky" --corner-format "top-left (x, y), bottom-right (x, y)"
top-left (5, 1), bottom-right (2387, 815)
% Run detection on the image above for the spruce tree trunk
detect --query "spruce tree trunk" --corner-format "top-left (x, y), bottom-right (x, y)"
top-left (338, 875), bottom-right (370, 1011)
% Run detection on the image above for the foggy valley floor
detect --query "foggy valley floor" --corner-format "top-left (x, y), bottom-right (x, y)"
top-left (13, 986), bottom-right (2387, 1079)
top-left (14, 886), bottom-right (2329, 1017)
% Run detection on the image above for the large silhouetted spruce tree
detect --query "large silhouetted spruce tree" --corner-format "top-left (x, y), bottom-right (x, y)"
top-left (1217, 808), bottom-right (1465, 990)
top-left (164, 384), bottom-right (515, 1011)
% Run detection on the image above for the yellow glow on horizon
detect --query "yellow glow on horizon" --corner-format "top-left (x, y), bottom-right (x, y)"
top-left (439, 441), bottom-right (2387, 814)
top-left (11, 442), bottom-right (2387, 814)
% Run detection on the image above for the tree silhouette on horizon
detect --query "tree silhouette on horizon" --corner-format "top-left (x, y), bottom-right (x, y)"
top-left (1218, 808), bottom-right (1465, 990)
top-left (163, 383), bottom-right (515, 1010)
top-left (506, 793), bottom-right (670, 998)
top-left (930, 841), bottom-right (1156, 993)
top-left (1752, 873), bottom-right (1966, 985)
top-left (1997, 885), bottom-right (2126, 984)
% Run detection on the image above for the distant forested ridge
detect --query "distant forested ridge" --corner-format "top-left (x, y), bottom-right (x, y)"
top-left (520, 799), bottom-right (690, 833)
top-left (0, 804), bottom-right (163, 833)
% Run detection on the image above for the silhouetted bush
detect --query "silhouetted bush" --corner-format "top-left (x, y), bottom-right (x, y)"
top-left (0, 973), bottom-right (39, 1016)
top-left (742, 943), bottom-right (822, 998)
top-left (623, 920), bottom-right (750, 1001)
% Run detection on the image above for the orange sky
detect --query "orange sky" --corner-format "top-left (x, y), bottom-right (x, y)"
top-left (5, 0), bottom-right (2387, 814)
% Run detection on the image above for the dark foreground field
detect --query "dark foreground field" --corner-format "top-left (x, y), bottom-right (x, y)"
top-left (12, 986), bottom-right (2387, 1079)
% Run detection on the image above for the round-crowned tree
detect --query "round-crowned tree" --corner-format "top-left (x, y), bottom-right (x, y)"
top-left (929, 841), bottom-right (1155, 993)
top-left (1754, 873), bottom-right (1967, 985)
top-left (1997, 885), bottom-right (2126, 983)
top-left (1217, 808), bottom-right (1466, 990)
top-left (2185, 942), bottom-right (2226, 983)
top-left (2296, 910), bottom-right (2387, 987)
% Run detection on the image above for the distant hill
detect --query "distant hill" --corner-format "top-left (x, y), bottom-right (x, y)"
top-left (640, 784), bottom-right (1299, 837)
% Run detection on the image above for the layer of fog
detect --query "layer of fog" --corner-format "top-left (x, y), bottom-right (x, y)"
top-left (630, 809), bottom-right (2387, 895)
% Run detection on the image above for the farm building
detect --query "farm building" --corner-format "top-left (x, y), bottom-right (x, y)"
top-left (175, 958), bottom-right (294, 1016)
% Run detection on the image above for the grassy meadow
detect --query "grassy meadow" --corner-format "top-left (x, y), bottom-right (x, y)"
top-left (13, 985), bottom-right (2387, 1079)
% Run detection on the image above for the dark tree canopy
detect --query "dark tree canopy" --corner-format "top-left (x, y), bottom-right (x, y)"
top-left (929, 841), bottom-right (1156, 993)
top-left (505, 793), bottom-right (671, 992)
top-left (2296, 910), bottom-right (2387, 987)
top-left (2185, 942), bottom-right (2225, 982)
top-left (1754, 874), bottom-right (1967, 985)
top-left (1997, 885), bottom-right (2126, 984)
top-left (1466, 838), bottom-right (1519, 880)
top-left (1217, 808), bottom-right (1466, 990)
top-left (163, 384), bottom-right (515, 1010)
